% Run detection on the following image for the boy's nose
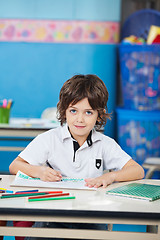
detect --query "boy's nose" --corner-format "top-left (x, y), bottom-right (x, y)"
top-left (76, 113), bottom-right (84, 122)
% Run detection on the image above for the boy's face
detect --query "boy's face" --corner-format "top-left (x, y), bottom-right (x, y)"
top-left (65, 98), bottom-right (98, 146)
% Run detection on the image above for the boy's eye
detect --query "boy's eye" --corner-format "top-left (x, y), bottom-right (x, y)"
top-left (86, 111), bottom-right (92, 115)
top-left (70, 109), bottom-right (76, 114)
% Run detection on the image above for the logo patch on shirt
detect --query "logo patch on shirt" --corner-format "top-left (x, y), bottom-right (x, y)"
top-left (95, 159), bottom-right (102, 169)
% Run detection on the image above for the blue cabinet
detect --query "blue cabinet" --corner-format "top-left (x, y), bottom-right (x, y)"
top-left (0, 135), bottom-right (33, 173)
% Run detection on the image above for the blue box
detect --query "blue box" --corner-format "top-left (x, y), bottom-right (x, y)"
top-left (119, 44), bottom-right (160, 110)
top-left (116, 108), bottom-right (160, 165)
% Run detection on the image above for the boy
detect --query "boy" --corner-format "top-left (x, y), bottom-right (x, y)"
top-left (9, 74), bottom-right (144, 183)
top-left (9, 74), bottom-right (144, 238)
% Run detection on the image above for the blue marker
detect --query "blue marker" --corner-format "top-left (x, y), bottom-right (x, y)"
top-left (6, 190), bottom-right (14, 193)
top-left (16, 190), bottom-right (39, 193)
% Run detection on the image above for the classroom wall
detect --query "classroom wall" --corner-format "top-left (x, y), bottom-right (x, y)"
top-left (0, 0), bottom-right (121, 21)
top-left (0, 0), bottom-right (121, 138)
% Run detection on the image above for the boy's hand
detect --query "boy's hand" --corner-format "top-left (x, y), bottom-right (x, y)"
top-left (85, 172), bottom-right (115, 188)
top-left (39, 166), bottom-right (62, 182)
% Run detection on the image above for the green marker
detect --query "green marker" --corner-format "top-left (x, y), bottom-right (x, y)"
top-left (1, 192), bottom-right (47, 199)
top-left (28, 196), bottom-right (76, 202)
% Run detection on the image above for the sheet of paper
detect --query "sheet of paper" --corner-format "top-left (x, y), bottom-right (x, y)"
top-left (10, 171), bottom-right (95, 190)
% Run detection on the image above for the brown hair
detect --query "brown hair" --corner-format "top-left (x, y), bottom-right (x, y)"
top-left (57, 74), bottom-right (111, 129)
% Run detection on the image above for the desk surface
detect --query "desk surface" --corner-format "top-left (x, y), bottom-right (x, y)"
top-left (0, 118), bottom-right (60, 138)
top-left (0, 175), bottom-right (160, 220)
top-left (0, 118), bottom-right (59, 130)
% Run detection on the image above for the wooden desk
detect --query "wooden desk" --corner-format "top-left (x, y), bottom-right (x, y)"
top-left (0, 175), bottom-right (160, 240)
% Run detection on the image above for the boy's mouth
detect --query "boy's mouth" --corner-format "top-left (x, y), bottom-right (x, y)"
top-left (74, 125), bottom-right (85, 129)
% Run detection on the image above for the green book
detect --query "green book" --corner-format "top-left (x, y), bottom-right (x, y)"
top-left (106, 183), bottom-right (160, 201)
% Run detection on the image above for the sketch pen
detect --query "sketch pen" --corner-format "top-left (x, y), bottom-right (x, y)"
top-left (7, 99), bottom-right (12, 109)
top-left (0, 178), bottom-right (2, 181)
top-left (0, 189), bottom-right (13, 193)
top-left (15, 190), bottom-right (63, 195)
top-left (16, 190), bottom-right (39, 193)
top-left (1, 191), bottom-right (63, 198)
top-left (46, 160), bottom-right (53, 169)
top-left (1, 192), bottom-right (49, 199)
top-left (46, 161), bottom-right (62, 179)
top-left (28, 192), bottom-right (70, 200)
top-left (28, 196), bottom-right (76, 202)
top-left (5, 191), bottom-right (54, 196)
top-left (6, 190), bottom-right (14, 193)
top-left (2, 99), bottom-right (7, 108)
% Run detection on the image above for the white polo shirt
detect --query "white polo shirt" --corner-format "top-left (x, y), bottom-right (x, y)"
top-left (19, 124), bottom-right (131, 178)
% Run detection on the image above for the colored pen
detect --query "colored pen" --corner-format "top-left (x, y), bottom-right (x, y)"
top-left (15, 190), bottom-right (63, 195)
top-left (6, 190), bottom-right (14, 193)
top-left (4, 191), bottom-right (62, 196)
top-left (0, 188), bottom-right (13, 193)
top-left (1, 191), bottom-right (63, 198)
top-left (0, 190), bottom-right (5, 193)
top-left (7, 99), bottom-right (12, 109)
top-left (28, 196), bottom-right (76, 202)
top-left (1, 192), bottom-right (50, 199)
top-left (2, 99), bottom-right (7, 108)
top-left (16, 190), bottom-right (39, 193)
top-left (28, 193), bottom-right (69, 200)
top-left (46, 160), bottom-right (53, 169)
top-left (46, 161), bottom-right (62, 179)
top-left (0, 190), bottom-right (13, 193)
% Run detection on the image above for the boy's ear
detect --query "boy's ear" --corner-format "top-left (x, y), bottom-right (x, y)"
top-left (97, 109), bottom-right (105, 122)
top-left (96, 117), bottom-right (100, 122)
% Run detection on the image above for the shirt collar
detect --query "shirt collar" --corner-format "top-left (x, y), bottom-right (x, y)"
top-left (92, 128), bottom-right (103, 142)
top-left (60, 124), bottom-right (71, 142)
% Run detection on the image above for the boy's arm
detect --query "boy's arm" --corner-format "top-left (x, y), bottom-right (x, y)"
top-left (85, 159), bottom-right (144, 188)
top-left (9, 156), bottom-right (62, 182)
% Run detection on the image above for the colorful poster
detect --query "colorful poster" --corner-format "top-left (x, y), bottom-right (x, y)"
top-left (0, 19), bottom-right (119, 43)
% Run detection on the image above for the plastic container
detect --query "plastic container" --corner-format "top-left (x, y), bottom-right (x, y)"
top-left (116, 108), bottom-right (160, 165)
top-left (121, 9), bottom-right (160, 41)
top-left (0, 108), bottom-right (10, 123)
top-left (119, 44), bottom-right (160, 110)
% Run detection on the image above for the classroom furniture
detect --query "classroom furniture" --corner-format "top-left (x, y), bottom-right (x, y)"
top-left (116, 108), bottom-right (160, 167)
top-left (118, 11), bottom-right (160, 172)
top-left (143, 157), bottom-right (160, 179)
top-left (0, 175), bottom-right (160, 240)
top-left (0, 118), bottom-right (59, 173)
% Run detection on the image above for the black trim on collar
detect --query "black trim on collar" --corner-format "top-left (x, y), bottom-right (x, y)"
top-left (87, 131), bottom-right (92, 147)
top-left (72, 131), bottom-right (92, 162)
top-left (73, 141), bottom-right (80, 162)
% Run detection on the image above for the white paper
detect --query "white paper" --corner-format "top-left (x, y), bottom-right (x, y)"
top-left (10, 171), bottom-right (95, 190)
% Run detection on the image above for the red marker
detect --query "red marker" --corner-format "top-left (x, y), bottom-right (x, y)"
top-left (28, 193), bottom-right (69, 200)
top-left (15, 190), bottom-right (63, 195)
